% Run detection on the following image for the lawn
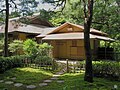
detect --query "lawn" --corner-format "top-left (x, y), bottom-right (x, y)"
top-left (0, 67), bottom-right (120, 90)
top-left (0, 67), bottom-right (53, 90)
top-left (41, 73), bottom-right (120, 90)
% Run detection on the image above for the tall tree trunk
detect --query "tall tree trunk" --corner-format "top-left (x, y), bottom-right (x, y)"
top-left (83, 0), bottom-right (94, 82)
top-left (4, 0), bottom-right (9, 57)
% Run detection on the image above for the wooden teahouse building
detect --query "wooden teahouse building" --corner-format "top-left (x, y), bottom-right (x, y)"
top-left (36, 22), bottom-right (114, 60)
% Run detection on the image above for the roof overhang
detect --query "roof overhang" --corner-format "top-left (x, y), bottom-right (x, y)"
top-left (42, 33), bottom-right (114, 41)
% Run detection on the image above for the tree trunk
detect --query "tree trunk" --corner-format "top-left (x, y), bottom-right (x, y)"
top-left (4, 0), bottom-right (9, 57)
top-left (84, 20), bottom-right (93, 82)
top-left (84, 0), bottom-right (94, 82)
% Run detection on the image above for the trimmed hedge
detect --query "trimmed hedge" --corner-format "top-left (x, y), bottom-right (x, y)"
top-left (78, 61), bottom-right (120, 81)
top-left (93, 61), bottom-right (120, 81)
top-left (0, 55), bottom-right (30, 73)
top-left (0, 55), bottom-right (53, 73)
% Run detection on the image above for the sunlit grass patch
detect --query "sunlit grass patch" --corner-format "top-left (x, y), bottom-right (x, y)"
top-left (0, 67), bottom-right (53, 85)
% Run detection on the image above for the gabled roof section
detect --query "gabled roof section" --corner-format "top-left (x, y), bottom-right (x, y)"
top-left (0, 13), bottom-right (54, 34)
top-left (48, 22), bottom-right (108, 36)
top-left (28, 15), bottom-right (54, 27)
top-left (42, 32), bottom-right (114, 41)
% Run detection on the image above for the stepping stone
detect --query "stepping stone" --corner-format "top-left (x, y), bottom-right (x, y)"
top-left (51, 77), bottom-right (58, 80)
top-left (57, 80), bottom-right (64, 83)
top-left (39, 83), bottom-right (48, 87)
top-left (11, 77), bottom-right (16, 80)
top-left (53, 75), bottom-right (60, 77)
top-left (0, 80), bottom-right (4, 83)
top-left (26, 85), bottom-right (36, 89)
top-left (44, 80), bottom-right (52, 83)
top-left (5, 81), bottom-right (14, 84)
top-left (14, 83), bottom-right (23, 87)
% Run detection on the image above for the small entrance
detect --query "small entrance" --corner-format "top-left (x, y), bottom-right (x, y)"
top-left (56, 41), bottom-right (67, 59)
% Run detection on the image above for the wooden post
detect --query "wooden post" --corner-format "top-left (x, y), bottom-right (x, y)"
top-left (73, 61), bottom-right (75, 73)
top-left (52, 59), bottom-right (55, 71)
top-left (66, 59), bottom-right (69, 73)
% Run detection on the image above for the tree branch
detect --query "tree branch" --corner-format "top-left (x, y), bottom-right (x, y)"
top-left (54, 0), bottom-right (66, 12)
top-left (88, 0), bottom-right (94, 25)
top-left (82, 0), bottom-right (87, 18)
top-left (10, 0), bottom-right (17, 9)
top-left (92, 21), bottom-right (107, 25)
top-left (0, 9), bottom-right (6, 13)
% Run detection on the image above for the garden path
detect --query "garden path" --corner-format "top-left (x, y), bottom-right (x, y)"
top-left (0, 66), bottom-right (67, 89)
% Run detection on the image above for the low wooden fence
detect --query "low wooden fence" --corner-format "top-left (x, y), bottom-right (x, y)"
top-left (22, 58), bottom-right (57, 71)
top-left (65, 59), bottom-right (85, 73)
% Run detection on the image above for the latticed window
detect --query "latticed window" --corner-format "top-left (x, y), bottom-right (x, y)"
top-left (72, 40), bottom-right (77, 47)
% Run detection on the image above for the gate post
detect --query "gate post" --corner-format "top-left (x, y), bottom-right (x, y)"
top-left (66, 59), bottom-right (69, 73)
top-left (52, 58), bottom-right (55, 71)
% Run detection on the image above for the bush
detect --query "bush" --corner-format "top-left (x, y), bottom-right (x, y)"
top-left (8, 40), bottom-right (23, 55)
top-left (35, 56), bottom-right (52, 66)
top-left (34, 43), bottom-right (53, 66)
top-left (0, 55), bottom-right (30, 73)
top-left (93, 61), bottom-right (120, 81)
top-left (23, 39), bottom-right (38, 56)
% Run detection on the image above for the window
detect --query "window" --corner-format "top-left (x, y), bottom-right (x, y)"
top-left (72, 40), bottom-right (77, 47)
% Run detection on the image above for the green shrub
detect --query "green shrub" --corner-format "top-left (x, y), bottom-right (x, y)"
top-left (0, 55), bottom-right (30, 73)
top-left (35, 56), bottom-right (52, 66)
top-left (34, 43), bottom-right (53, 66)
top-left (93, 61), bottom-right (120, 81)
top-left (8, 40), bottom-right (23, 55)
top-left (23, 39), bottom-right (38, 56)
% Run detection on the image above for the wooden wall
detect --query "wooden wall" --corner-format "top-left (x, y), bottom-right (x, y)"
top-left (49, 39), bottom-right (100, 60)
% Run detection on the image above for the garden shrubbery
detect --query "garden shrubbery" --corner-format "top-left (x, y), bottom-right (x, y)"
top-left (78, 61), bottom-right (120, 81)
top-left (0, 39), bottom-right (54, 73)
top-left (0, 55), bottom-right (30, 73)
top-left (93, 61), bottom-right (120, 81)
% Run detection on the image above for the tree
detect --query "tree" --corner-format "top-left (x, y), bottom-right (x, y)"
top-left (4, 0), bottom-right (9, 57)
top-left (82, 0), bottom-right (93, 82)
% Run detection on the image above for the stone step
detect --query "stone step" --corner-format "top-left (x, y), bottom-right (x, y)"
top-left (39, 83), bottom-right (48, 87)
top-left (5, 81), bottom-right (14, 84)
top-left (26, 85), bottom-right (36, 89)
top-left (14, 83), bottom-right (23, 87)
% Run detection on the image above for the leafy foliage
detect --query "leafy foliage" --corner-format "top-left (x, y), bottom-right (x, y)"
top-left (18, 0), bottom-right (39, 16)
top-left (92, 0), bottom-right (120, 40)
top-left (8, 40), bottom-right (23, 55)
top-left (0, 39), bottom-right (4, 54)
top-left (93, 61), bottom-right (120, 81)
top-left (35, 43), bottom-right (53, 65)
top-left (23, 39), bottom-right (38, 56)
top-left (38, 43), bottom-right (53, 56)
top-left (0, 0), bottom-right (39, 21)
top-left (0, 55), bottom-right (29, 73)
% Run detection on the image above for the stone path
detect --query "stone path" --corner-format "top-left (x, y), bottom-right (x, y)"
top-left (39, 83), bottom-right (48, 87)
top-left (0, 80), bottom-right (4, 83)
top-left (26, 85), bottom-right (36, 89)
top-left (0, 67), bottom-right (66, 89)
top-left (37, 67), bottom-right (66, 88)
top-left (14, 83), bottom-right (23, 87)
top-left (5, 81), bottom-right (14, 84)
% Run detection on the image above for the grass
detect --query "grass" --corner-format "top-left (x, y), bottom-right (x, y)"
top-left (0, 67), bottom-right (53, 90)
top-left (0, 68), bottom-right (120, 90)
top-left (40, 73), bottom-right (120, 90)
